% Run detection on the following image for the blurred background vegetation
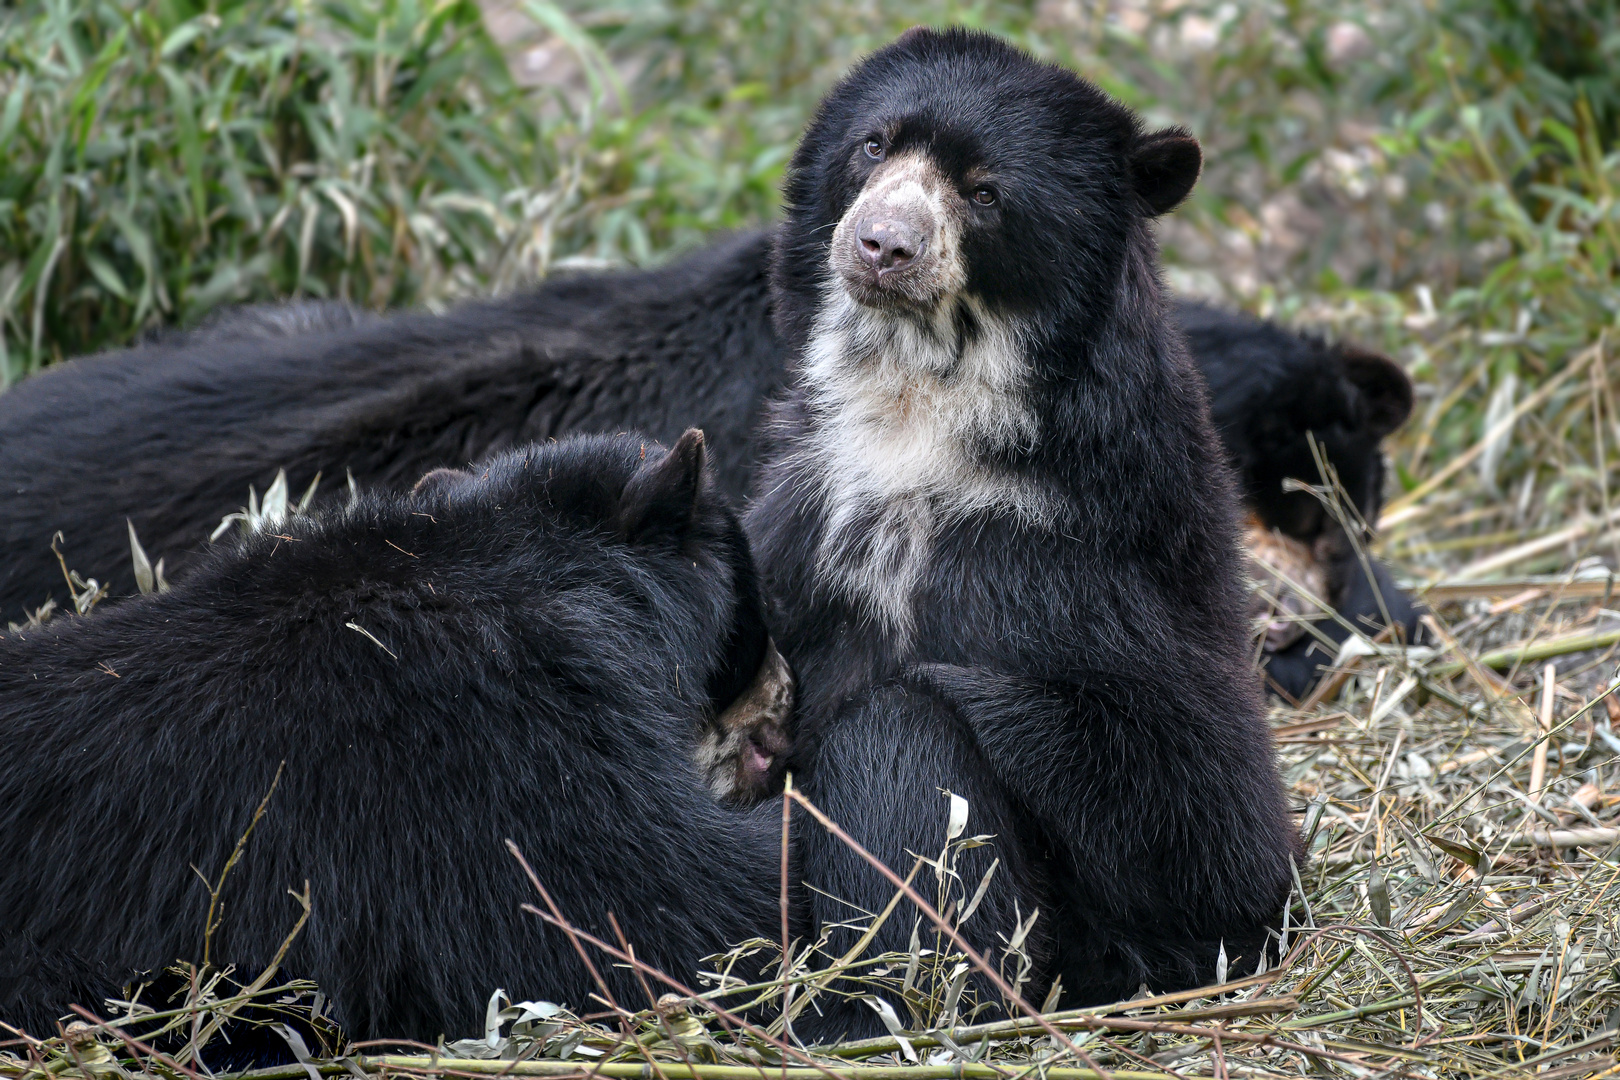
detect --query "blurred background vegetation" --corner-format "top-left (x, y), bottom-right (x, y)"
top-left (1, 0), bottom-right (1618, 576)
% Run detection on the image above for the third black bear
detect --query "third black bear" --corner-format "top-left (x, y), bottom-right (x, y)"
top-left (1176, 300), bottom-right (1420, 699)
top-left (0, 432), bottom-right (796, 1048)
top-left (745, 29), bottom-right (1299, 1031)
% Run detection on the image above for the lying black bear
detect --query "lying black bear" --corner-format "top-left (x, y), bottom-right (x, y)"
top-left (0, 432), bottom-right (797, 1047)
top-left (0, 234), bottom-right (788, 620)
top-left (1176, 300), bottom-right (1421, 699)
top-left (743, 28), bottom-right (1298, 1028)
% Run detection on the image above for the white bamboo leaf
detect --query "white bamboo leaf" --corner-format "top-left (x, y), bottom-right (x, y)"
top-left (945, 790), bottom-right (970, 841)
top-left (127, 519), bottom-right (154, 595)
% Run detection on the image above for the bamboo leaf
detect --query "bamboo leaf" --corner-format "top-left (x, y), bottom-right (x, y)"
top-left (127, 519), bottom-right (153, 595)
top-left (157, 64), bottom-right (208, 234)
top-left (83, 251), bottom-right (131, 302)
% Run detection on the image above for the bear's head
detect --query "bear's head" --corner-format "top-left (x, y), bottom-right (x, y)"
top-left (1192, 326), bottom-right (1414, 540)
top-left (1249, 342), bottom-right (1412, 541)
top-left (772, 27), bottom-right (1200, 348)
top-left (408, 432), bottom-right (793, 803)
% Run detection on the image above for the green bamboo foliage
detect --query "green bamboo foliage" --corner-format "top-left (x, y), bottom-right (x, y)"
top-left (0, 0), bottom-right (615, 378)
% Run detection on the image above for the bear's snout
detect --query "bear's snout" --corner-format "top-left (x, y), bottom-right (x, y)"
top-left (855, 215), bottom-right (927, 275)
top-left (831, 150), bottom-right (967, 310)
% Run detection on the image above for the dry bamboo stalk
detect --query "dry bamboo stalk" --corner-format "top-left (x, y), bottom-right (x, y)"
top-left (818, 997), bottom-right (1298, 1059)
top-left (1421, 577), bottom-right (1615, 602)
top-left (1507, 826), bottom-right (1620, 848)
top-left (1486, 588), bottom-right (1548, 615)
top-left (1047, 970), bottom-right (1277, 1018)
top-left (132, 1061), bottom-right (1179, 1080)
top-left (1531, 664), bottom-right (1555, 801)
top-left (1448, 506), bottom-right (1620, 581)
top-left (1419, 615), bottom-right (1533, 726)
top-left (1427, 628), bottom-right (1620, 677)
top-left (370, 1061), bottom-right (1165, 1080)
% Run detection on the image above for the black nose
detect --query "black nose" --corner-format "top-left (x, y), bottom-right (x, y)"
top-left (856, 218), bottom-right (924, 273)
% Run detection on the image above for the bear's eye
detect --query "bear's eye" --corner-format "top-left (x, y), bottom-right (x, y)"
top-left (971, 187), bottom-right (997, 206)
top-left (863, 137), bottom-right (885, 160)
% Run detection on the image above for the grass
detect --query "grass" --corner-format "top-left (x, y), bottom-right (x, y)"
top-left (0, 0), bottom-right (610, 376)
top-left (6, 0), bottom-right (1620, 1076)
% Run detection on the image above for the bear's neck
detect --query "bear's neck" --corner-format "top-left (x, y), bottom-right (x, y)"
top-left (781, 287), bottom-right (1056, 642)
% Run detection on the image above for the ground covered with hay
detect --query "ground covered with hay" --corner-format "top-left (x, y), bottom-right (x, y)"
top-left (14, 557), bottom-right (1620, 1076)
top-left (5, 0), bottom-right (1620, 1076)
top-left (10, 568), bottom-right (1620, 1080)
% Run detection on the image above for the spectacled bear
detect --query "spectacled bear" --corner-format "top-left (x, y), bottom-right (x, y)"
top-left (1176, 300), bottom-right (1420, 700)
top-left (742, 28), bottom-right (1300, 1034)
top-left (0, 234), bottom-right (786, 622)
top-left (0, 431), bottom-right (798, 1049)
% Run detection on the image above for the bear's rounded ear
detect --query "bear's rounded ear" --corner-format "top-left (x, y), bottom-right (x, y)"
top-left (1130, 127), bottom-right (1202, 216)
top-left (618, 429), bottom-right (707, 542)
top-left (893, 25), bottom-right (933, 49)
top-left (1340, 346), bottom-right (1414, 438)
top-left (412, 466), bottom-right (474, 498)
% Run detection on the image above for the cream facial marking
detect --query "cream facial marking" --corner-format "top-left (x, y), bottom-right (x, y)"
top-left (830, 151), bottom-right (969, 310)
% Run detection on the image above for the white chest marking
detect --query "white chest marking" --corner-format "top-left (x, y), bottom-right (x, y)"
top-left (794, 289), bottom-right (1053, 640)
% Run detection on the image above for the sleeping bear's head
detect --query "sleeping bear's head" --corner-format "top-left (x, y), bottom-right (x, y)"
top-left (772, 26), bottom-right (1201, 351)
top-left (1175, 300), bottom-right (1415, 539)
top-left (409, 431), bottom-right (792, 803)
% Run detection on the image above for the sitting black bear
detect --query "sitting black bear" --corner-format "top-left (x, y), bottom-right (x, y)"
top-left (0, 431), bottom-right (797, 1048)
top-left (743, 28), bottom-right (1299, 1031)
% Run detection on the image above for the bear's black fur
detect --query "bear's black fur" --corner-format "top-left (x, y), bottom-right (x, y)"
top-left (0, 233), bottom-right (786, 622)
top-left (137, 292), bottom-right (1414, 705)
top-left (1175, 300), bottom-right (1420, 699)
top-left (0, 244), bottom-right (1410, 687)
top-left (744, 29), bottom-right (1300, 1030)
top-left (0, 432), bottom-right (796, 1048)
top-left (140, 298), bottom-right (382, 346)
